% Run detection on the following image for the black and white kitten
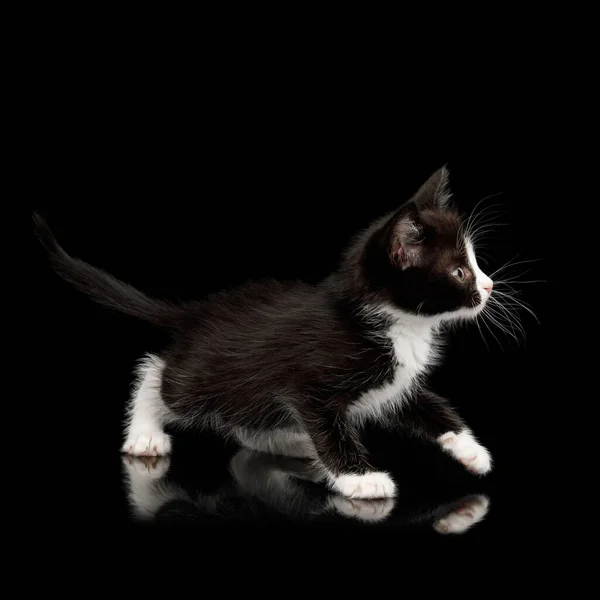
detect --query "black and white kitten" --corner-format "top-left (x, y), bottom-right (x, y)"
top-left (34, 167), bottom-right (494, 500)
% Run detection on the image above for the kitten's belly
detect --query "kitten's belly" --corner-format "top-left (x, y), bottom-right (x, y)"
top-left (235, 426), bottom-right (316, 458)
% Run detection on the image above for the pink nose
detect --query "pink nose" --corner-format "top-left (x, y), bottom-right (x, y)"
top-left (483, 280), bottom-right (493, 294)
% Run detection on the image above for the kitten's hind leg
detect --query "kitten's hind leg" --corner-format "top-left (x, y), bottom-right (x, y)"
top-left (122, 354), bottom-right (172, 456)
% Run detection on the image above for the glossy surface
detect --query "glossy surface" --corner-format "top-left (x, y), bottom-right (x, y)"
top-left (122, 440), bottom-right (493, 533)
top-left (109, 421), bottom-right (509, 534)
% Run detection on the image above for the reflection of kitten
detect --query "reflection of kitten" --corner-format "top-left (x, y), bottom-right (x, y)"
top-left (122, 450), bottom-right (490, 532)
top-left (35, 167), bottom-right (494, 500)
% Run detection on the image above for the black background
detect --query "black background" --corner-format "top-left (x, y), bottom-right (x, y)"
top-left (26, 48), bottom-right (569, 556)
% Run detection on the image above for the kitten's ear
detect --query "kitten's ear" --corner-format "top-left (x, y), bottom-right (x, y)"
top-left (411, 166), bottom-right (452, 210)
top-left (390, 204), bottom-right (424, 269)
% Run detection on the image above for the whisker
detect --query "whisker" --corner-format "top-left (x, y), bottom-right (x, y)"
top-left (492, 290), bottom-right (539, 323)
top-left (474, 313), bottom-right (490, 351)
top-left (463, 212), bottom-right (506, 242)
top-left (466, 196), bottom-right (505, 226)
top-left (469, 224), bottom-right (510, 238)
top-left (489, 257), bottom-right (542, 279)
top-left (459, 195), bottom-right (505, 246)
top-left (479, 309), bottom-right (506, 351)
top-left (495, 278), bottom-right (546, 285)
top-left (484, 301), bottom-right (516, 333)
top-left (493, 285), bottom-right (527, 297)
top-left (469, 226), bottom-right (509, 246)
top-left (467, 212), bottom-right (507, 233)
top-left (486, 299), bottom-right (527, 344)
top-left (486, 313), bottom-right (520, 346)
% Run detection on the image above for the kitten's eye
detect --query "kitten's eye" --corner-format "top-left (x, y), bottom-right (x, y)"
top-left (452, 267), bottom-right (465, 281)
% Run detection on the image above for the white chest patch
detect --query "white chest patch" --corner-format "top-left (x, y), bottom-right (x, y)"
top-left (348, 317), bottom-right (437, 426)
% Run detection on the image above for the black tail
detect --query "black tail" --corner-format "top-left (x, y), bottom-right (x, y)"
top-left (33, 212), bottom-right (185, 329)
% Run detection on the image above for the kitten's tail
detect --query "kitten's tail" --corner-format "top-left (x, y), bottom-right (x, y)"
top-left (32, 212), bottom-right (186, 329)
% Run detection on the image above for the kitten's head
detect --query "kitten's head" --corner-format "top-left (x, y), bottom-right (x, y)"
top-left (352, 167), bottom-right (494, 323)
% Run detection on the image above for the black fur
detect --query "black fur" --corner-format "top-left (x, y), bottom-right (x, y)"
top-left (34, 167), bottom-right (488, 482)
top-left (33, 212), bottom-right (185, 329)
top-left (398, 390), bottom-right (467, 439)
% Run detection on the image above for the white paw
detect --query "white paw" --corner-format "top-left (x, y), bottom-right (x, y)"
top-left (123, 455), bottom-right (171, 480)
top-left (328, 496), bottom-right (395, 522)
top-left (433, 494), bottom-right (490, 534)
top-left (439, 430), bottom-right (492, 475)
top-left (330, 471), bottom-right (396, 499)
top-left (122, 432), bottom-right (172, 456)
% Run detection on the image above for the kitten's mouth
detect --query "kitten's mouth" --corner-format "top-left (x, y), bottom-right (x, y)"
top-left (476, 294), bottom-right (492, 312)
top-left (468, 292), bottom-right (489, 314)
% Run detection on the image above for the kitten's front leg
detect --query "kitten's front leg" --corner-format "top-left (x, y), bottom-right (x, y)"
top-left (298, 404), bottom-right (396, 499)
top-left (403, 390), bottom-right (493, 475)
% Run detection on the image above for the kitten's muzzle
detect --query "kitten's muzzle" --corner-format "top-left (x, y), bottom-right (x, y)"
top-left (482, 280), bottom-right (493, 294)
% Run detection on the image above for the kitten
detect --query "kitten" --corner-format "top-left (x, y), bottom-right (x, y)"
top-left (34, 167), bottom-right (494, 500)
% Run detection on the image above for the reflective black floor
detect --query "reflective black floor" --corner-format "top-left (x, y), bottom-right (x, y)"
top-left (124, 456), bottom-right (487, 535)
top-left (116, 428), bottom-right (503, 536)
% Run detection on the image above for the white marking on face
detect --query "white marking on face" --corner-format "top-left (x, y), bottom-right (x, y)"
top-left (465, 238), bottom-right (493, 306)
